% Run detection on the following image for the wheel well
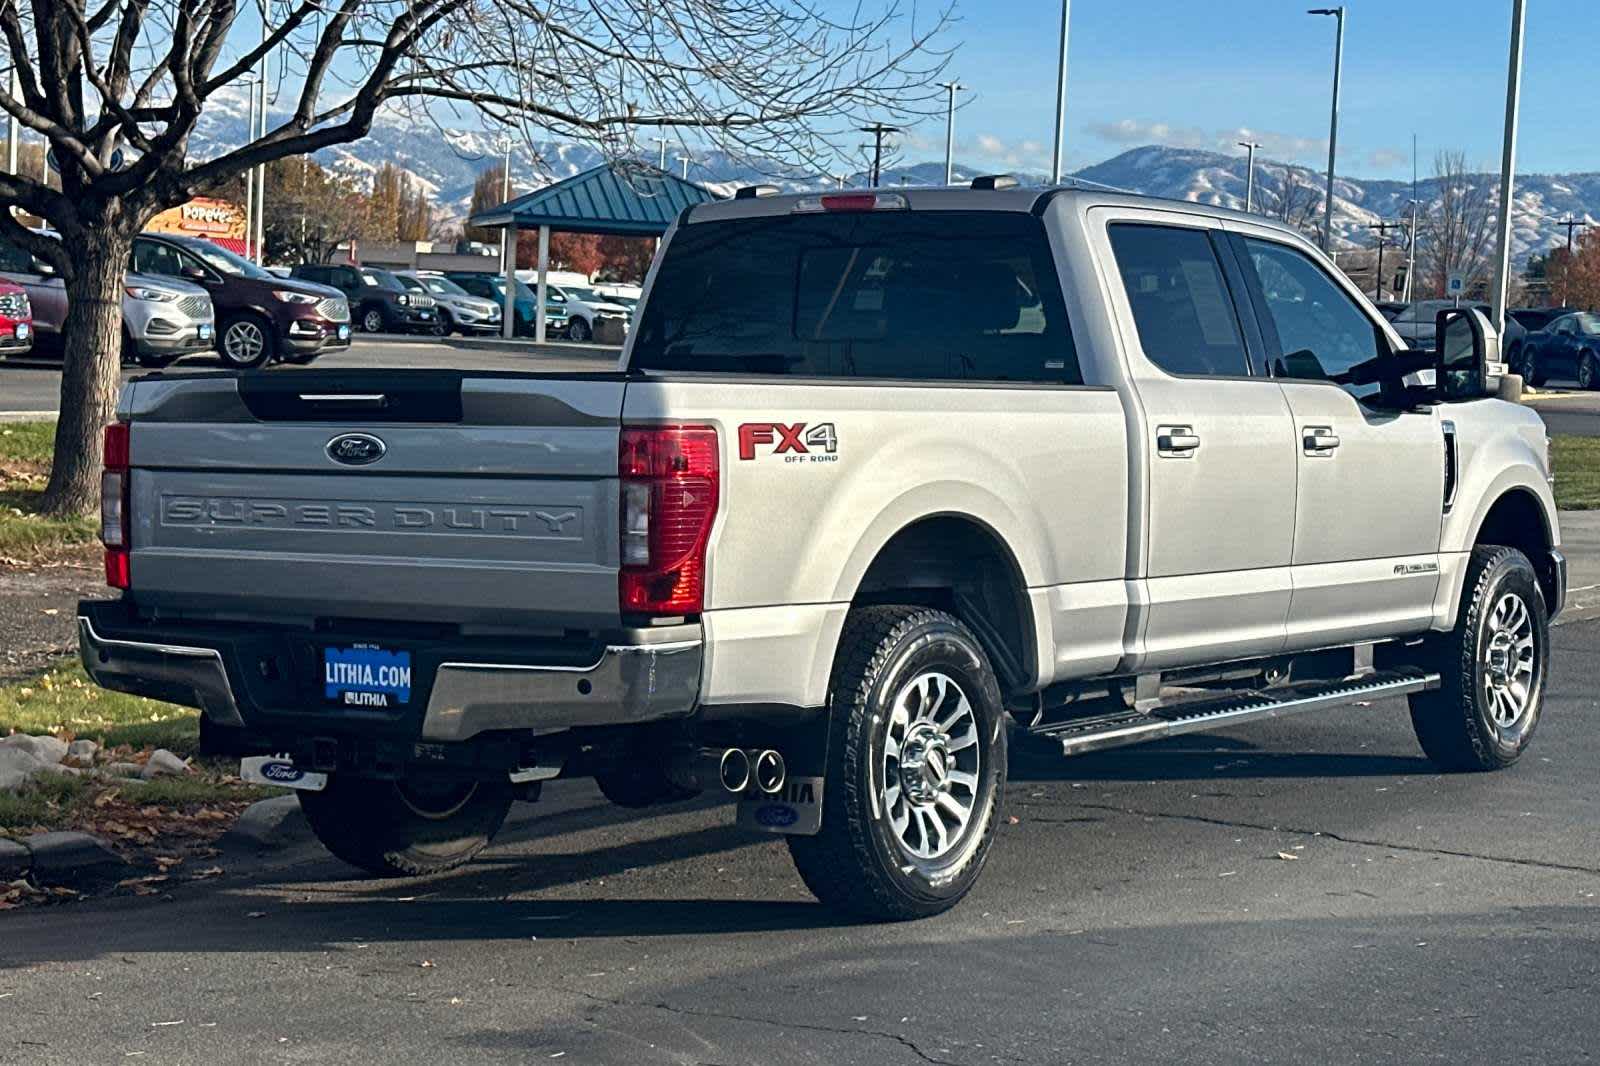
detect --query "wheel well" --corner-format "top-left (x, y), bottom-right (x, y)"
top-left (1475, 489), bottom-right (1557, 608)
top-left (852, 516), bottom-right (1035, 696)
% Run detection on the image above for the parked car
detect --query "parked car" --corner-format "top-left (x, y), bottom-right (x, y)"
top-left (0, 233), bottom-right (213, 367)
top-left (81, 182), bottom-right (1564, 921)
top-left (394, 271), bottom-right (501, 335)
top-left (1507, 307), bottom-right (1578, 333)
top-left (1389, 299), bottom-right (1525, 358)
top-left (132, 234), bottom-right (351, 369)
top-left (547, 283), bottom-right (632, 342)
top-left (1513, 310), bottom-right (1600, 388)
top-left (0, 280), bottom-right (32, 359)
top-left (290, 263), bottom-right (438, 334)
top-left (444, 272), bottom-right (567, 337)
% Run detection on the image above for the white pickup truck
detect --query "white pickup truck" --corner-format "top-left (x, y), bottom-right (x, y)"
top-left (80, 181), bottom-right (1565, 920)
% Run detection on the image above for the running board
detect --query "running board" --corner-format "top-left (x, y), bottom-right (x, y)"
top-left (1038, 667), bottom-right (1441, 757)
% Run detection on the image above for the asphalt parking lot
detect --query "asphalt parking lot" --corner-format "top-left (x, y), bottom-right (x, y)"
top-left (3, 615), bottom-right (1597, 1065)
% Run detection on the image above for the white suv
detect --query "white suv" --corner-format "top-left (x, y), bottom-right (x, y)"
top-left (549, 284), bottom-right (631, 342)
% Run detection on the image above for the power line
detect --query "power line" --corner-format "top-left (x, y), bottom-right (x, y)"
top-left (1368, 219), bottom-right (1406, 300)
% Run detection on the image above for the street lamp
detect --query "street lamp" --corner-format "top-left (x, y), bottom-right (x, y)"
top-left (1308, 7), bottom-right (1345, 252)
top-left (938, 80), bottom-right (966, 185)
top-left (1488, 0), bottom-right (1526, 337)
top-left (1050, 0), bottom-right (1072, 184)
top-left (1237, 140), bottom-right (1260, 213)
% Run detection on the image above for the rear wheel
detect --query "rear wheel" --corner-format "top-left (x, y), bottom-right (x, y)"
top-left (219, 314), bottom-right (273, 369)
top-left (1409, 545), bottom-right (1548, 772)
top-left (1578, 350), bottom-right (1598, 390)
top-left (298, 774), bottom-right (513, 876)
top-left (787, 606), bottom-right (1006, 921)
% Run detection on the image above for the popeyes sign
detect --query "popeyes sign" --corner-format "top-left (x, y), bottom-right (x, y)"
top-left (146, 197), bottom-right (246, 241)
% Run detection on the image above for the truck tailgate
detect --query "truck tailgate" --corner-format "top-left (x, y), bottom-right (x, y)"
top-left (122, 371), bottom-right (626, 629)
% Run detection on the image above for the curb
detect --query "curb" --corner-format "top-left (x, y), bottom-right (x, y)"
top-left (220, 794), bottom-right (313, 851)
top-left (0, 831), bottom-right (127, 887)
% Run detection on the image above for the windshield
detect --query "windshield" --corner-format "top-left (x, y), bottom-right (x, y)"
top-left (632, 211), bottom-right (1076, 381)
top-left (566, 287), bottom-right (606, 302)
top-left (179, 239), bottom-right (275, 280)
top-left (421, 275), bottom-right (468, 297)
top-left (395, 274), bottom-right (427, 291)
top-left (361, 269), bottom-right (404, 292)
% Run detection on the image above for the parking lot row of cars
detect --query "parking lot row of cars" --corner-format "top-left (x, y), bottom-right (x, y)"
top-left (0, 232), bottom-right (635, 370)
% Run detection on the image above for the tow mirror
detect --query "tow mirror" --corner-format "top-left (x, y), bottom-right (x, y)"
top-left (1435, 306), bottom-right (1503, 400)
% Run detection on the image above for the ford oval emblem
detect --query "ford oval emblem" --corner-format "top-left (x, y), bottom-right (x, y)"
top-left (327, 433), bottom-right (386, 466)
top-left (259, 761), bottom-right (304, 783)
top-left (754, 804), bottom-right (799, 828)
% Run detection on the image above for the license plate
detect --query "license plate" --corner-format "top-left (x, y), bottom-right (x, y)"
top-left (337, 324), bottom-right (351, 341)
top-left (323, 644), bottom-right (412, 708)
top-left (198, 323), bottom-right (213, 341)
top-left (15, 323), bottom-right (29, 340)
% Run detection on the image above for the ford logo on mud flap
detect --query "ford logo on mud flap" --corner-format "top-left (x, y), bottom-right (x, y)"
top-left (326, 433), bottom-right (386, 466)
top-left (260, 761), bottom-right (304, 783)
top-left (754, 804), bottom-right (799, 828)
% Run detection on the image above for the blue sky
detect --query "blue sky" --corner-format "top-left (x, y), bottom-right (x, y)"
top-left (916, 0), bottom-right (1597, 180)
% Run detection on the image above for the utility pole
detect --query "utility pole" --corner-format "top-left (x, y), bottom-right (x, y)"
top-left (858, 122), bottom-right (900, 188)
top-left (1488, 0), bottom-right (1525, 338)
top-left (1050, 0), bottom-right (1072, 184)
top-left (1368, 220), bottom-right (1405, 300)
top-left (1308, 7), bottom-right (1345, 252)
top-left (938, 80), bottom-right (965, 185)
top-left (1552, 216), bottom-right (1587, 254)
top-left (1237, 140), bottom-right (1260, 213)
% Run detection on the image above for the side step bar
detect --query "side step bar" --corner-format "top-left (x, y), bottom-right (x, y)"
top-left (1036, 667), bottom-right (1441, 757)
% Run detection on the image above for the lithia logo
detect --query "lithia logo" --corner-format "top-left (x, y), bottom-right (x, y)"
top-left (738, 422), bottom-right (839, 463)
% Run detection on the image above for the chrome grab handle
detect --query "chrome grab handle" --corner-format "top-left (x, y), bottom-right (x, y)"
top-left (1303, 426), bottom-right (1341, 454)
top-left (1156, 425), bottom-right (1201, 457)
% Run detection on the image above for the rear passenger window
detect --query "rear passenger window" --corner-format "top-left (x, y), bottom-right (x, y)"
top-left (632, 212), bottom-right (1079, 383)
top-left (1108, 224), bottom-right (1250, 377)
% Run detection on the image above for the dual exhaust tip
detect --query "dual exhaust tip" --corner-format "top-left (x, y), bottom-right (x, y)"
top-left (717, 747), bottom-right (785, 795)
top-left (668, 747), bottom-right (785, 796)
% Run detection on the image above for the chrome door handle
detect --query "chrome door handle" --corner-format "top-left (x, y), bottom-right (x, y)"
top-left (1303, 427), bottom-right (1341, 454)
top-left (1156, 425), bottom-right (1201, 457)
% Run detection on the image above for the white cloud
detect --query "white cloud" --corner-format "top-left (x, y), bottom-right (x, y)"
top-left (967, 132), bottom-right (1052, 170)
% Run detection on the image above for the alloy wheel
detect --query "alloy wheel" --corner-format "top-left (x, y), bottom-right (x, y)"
top-left (879, 669), bottom-right (982, 860)
top-left (222, 319), bottom-right (265, 366)
top-left (1482, 591), bottom-right (1537, 731)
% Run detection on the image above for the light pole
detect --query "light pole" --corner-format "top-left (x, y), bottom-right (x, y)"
top-left (6, 68), bottom-right (18, 180)
top-left (653, 136), bottom-right (669, 171)
top-left (242, 77), bottom-right (257, 259)
top-left (938, 80), bottom-right (965, 185)
top-left (1050, 0), bottom-right (1072, 184)
top-left (1237, 140), bottom-right (1260, 213)
top-left (1308, 7), bottom-right (1345, 252)
top-left (1404, 198), bottom-right (1420, 303)
top-left (675, 155), bottom-right (691, 180)
top-left (1488, 0), bottom-right (1525, 338)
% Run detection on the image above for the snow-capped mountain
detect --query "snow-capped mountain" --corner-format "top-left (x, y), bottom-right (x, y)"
top-left (185, 97), bottom-right (1594, 265)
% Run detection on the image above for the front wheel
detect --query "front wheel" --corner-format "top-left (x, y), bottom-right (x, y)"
top-left (1409, 545), bottom-right (1548, 772)
top-left (360, 305), bottom-right (387, 334)
top-left (219, 314), bottom-right (273, 369)
top-left (298, 775), bottom-right (513, 876)
top-left (787, 606), bottom-right (1007, 921)
top-left (567, 316), bottom-right (591, 342)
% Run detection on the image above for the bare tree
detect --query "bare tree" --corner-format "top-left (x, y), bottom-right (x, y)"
top-left (1265, 164), bottom-right (1321, 238)
top-left (0, 0), bottom-right (952, 514)
top-left (1418, 150), bottom-right (1496, 300)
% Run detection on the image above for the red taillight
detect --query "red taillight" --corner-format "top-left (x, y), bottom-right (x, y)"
top-left (619, 425), bottom-right (719, 616)
top-left (101, 422), bottom-right (130, 589)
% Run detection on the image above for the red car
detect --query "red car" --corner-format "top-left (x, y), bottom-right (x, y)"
top-left (0, 279), bottom-right (32, 358)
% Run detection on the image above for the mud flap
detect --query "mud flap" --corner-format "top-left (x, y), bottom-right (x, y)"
top-left (240, 755), bottom-right (328, 792)
top-left (732, 710), bottom-right (829, 835)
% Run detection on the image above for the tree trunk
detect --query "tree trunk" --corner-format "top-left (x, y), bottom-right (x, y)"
top-left (38, 229), bottom-right (133, 517)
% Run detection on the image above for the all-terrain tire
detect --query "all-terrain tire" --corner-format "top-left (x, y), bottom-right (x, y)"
top-left (787, 606), bottom-right (1007, 921)
top-left (1409, 545), bottom-right (1548, 772)
top-left (299, 775), bottom-right (513, 876)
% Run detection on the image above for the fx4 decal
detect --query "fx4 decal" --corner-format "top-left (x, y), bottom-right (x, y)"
top-left (738, 422), bottom-right (839, 462)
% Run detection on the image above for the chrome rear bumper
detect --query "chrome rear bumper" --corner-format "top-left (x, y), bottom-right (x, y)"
top-left (78, 615), bottom-right (702, 742)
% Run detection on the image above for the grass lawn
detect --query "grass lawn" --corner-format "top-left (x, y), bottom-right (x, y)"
top-left (0, 659), bottom-right (200, 757)
top-left (0, 421), bottom-right (97, 564)
top-left (1551, 435), bottom-right (1600, 511)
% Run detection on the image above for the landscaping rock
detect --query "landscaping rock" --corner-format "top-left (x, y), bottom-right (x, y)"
top-left (67, 739), bottom-right (99, 760)
top-left (102, 761), bottom-right (144, 779)
top-left (24, 831), bottom-right (125, 885)
top-left (224, 795), bottom-right (311, 849)
top-left (140, 749), bottom-right (191, 779)
top-left (1, 733), bottom-right (68, 766)
top-left (0, 746), bottom-right (48, 791)
top-left (0, 838), bottom-right (29, 880)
